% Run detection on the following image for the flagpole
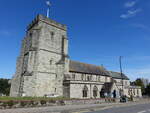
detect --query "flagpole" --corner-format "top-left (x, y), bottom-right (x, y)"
top-left (47, 8), bottom-right (50, 18)
top-left (46, 1), bottom-right (51, 18)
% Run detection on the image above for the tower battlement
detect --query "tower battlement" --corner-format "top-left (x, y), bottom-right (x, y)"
top-left (27, 14), bottom-right (67, 31)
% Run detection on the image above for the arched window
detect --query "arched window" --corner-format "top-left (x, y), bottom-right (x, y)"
top-left (93, 86), bottom-right (98, 98)
top-left (83, 85), bottom-right (88, 97)
top-left (100, 88), bottom-right (105, 98)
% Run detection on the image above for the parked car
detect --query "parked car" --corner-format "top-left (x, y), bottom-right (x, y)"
top-left (120, 95), bottom-right (128, 103)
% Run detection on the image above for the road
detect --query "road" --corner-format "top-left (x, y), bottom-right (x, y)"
top-left (85, 103), bottom-right (150, 113)
top-left (0, 102), bottom-right (150, 113)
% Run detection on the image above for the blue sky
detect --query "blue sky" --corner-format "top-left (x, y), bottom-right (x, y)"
top-left (0, 0), bottom-right (150, 81)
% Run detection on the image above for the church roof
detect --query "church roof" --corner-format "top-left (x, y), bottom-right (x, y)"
top-left (109, 71), bottom-right (129, 80)
top-left (69, 60), bottom-right (110, 76)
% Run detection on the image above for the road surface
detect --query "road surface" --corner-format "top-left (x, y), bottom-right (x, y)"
top-left (85, 103), bottom-right (150, 113)
top-left (0, 102), bottom-right (150, 113)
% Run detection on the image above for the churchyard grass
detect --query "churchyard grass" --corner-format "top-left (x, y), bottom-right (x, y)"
top-left (0, 96), bottom-right (70, 101)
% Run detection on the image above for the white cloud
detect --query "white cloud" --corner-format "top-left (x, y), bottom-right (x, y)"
top-left (124, 1), bottom-right (138, 8)
top-left (120, 9), bottom-right (142, 19)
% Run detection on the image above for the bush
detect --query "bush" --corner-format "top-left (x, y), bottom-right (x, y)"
top-left (48, 99), bottom-right (56, 103)
top-left (20, 101), bottom-right (28, 107)
top-left (1, 102), bottom-right (7, 108)
top-left (40, 100), bottom-right (46, 105)
top-left (7, 100), bottom-right (14, 108)
top-left (58, 100), bottom-right (65, 105)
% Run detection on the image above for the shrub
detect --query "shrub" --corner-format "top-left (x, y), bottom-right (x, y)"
top-left (48, 99), bottom-right (56, 103)
top-left (20, 101), bottom-right (28, 107)
top-left (7, 100), bottom-right (14, 108)
top-left (40, 100), bottom-right (46, 105)
top-left (59, 100), bottom-right (65, 105)
top-left (1, 102), bottom-right (7, 108)
top-left (28, 100), bottom-right (34, 106)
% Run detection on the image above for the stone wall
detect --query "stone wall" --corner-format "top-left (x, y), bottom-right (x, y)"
top-left (10, 15), bottom-right (69, 97)
top-left (69, 82), bottom-right (103, 98)
top-left (0, 98), bottom-right (117, 109)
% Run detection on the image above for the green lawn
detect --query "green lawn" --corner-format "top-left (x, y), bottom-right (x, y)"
top-left (0, 96), bottom-right (70, 101)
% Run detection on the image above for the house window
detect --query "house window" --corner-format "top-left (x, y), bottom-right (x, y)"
top-left (83, 85), bottom-right (88, 97)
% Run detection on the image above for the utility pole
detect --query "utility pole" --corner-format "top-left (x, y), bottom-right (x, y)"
top-left (119, 56), bottom-right (124, 96)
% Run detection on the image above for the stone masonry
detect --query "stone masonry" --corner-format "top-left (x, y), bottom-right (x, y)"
top-left (10, 15), bottom-right (69, 97)
top-left (10, 15), bottom-right (142, 98)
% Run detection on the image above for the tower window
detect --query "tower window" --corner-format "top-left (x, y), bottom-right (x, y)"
top-left (55, 74), bottom-right (57, 79)
top-left (51, 32), bottom-right (54, 40)
top-left (29, 32), bottom-right (32, 37)
top-left (50, 59), bottom-right (53, 65)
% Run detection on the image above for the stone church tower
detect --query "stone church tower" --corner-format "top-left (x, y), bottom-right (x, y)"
top-left (10, 15), bottom-right (69, 97)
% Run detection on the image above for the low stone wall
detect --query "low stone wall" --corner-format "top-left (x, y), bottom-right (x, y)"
top-left (64, 98), bottom-right (116, 105)
top-left (0, 98), bottom-right (118, 109)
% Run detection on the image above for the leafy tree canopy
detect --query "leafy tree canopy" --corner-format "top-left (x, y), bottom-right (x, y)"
top-left (145, 84), bottom-right (150, 96)
top-left (0, 78), bottom-right (11, 96)
top-left (132, 78), bottom-right (145, 94)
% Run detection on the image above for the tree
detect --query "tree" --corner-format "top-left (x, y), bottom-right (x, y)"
top-left (145, 84), bottom-right (150, 96)
top-left (132, 78), bottom-right (145, 95)
top-left (0, 78), bottom-right (11, 96)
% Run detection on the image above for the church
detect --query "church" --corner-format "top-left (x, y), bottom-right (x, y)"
top-left (10, 15), bottom-right (142, 98)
